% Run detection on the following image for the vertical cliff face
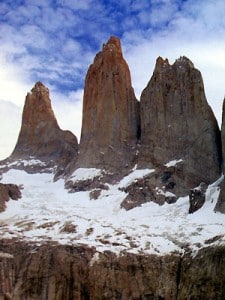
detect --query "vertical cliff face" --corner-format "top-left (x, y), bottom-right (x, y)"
top-left (76, 36), bottom-right (139, 171)
top-left (139, 56), bottom-right (221, 188)
top-left (1, 240), bottom-right (225, 300)
top-left (8, 82), bottom-right (78, 174)
top-left (215, 97), bottom-right (225, 213)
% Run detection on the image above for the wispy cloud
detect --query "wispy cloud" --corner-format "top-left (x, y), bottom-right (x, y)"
top-left (0, 100), bottom-right (22, 159)
top-left (51, 89), bottom-right (83, 141)
top-left (122, 0), bottom-right (225, 124)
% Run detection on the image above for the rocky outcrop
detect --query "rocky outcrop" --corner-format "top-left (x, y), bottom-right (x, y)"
top-left (1, 239), bottom-right (225, 299)
top-left (73, 36), bottom-right (139, 173)
top-left (189, 182), bottom-right (207, 213)
top-left (1, 82), bottom-right (78, 177)
top-left (0, 183), bottom-right (21, 212)
top-left (128, 56), bottom-right (222, 207)
top-left (121, 164), bottom-right (187, 209)
top-left (215, 180), bottom-right (225, 212)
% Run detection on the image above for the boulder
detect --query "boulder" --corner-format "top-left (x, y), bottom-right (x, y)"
top-left (189, 182), bottom-right (207, 213)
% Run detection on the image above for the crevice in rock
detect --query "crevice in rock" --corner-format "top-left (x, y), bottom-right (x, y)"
top-left (175, 256), bottom-right (182, 300)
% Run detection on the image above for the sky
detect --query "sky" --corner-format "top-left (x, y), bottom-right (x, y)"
top-left (0, 0), bottom-right (225, 159)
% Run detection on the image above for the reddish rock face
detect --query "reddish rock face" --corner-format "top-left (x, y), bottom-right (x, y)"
top-left (138, 56), bottom-right (222, 188)
top-left (9, 82), bottom-right (78, 174)
top-left (76, 36), bottom-right (139, 171)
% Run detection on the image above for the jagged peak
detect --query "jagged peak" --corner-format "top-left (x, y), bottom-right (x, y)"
top-left (154, 56), bottom-right (170, 71)
top-left (173, 56), bottom-right (194, 69)
top-left (30, 81), bottom-right (49, 93)
top-left (102, 36), bottom-right (122, 56)
top-left (34, 81), bottom-right (46, 88)
top-left (154, 56), bottom-right (195, 74)
top-left (156, 56), bottom-right (169, 66)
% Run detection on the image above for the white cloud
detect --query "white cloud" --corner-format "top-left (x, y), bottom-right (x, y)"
top-left (51, 89), bottom-right (83, 141)
top-left (122, 0), bottom-right (225, 125)
top-left (0, 87), bottom-right (83, 160)
top-left (0, 100), bottom-right (22, 160)
top-left (0, 57), bottom-right (31, 106)
top-left (124, 38), bottom-right (225, 125)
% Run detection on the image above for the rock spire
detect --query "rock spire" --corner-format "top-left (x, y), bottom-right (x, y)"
top-left (7, 82), bottom-right (78, 175)
top-left (138, 56), bottom-right (221, 187)
top-left (75, 36), bottom-right (140, 171)
top-left (121, 56), bottom-right (222, 209)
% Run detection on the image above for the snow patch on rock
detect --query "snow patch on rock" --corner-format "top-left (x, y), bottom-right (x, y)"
top-left (70, 168), bottom-right (103, 182)
top-left (164, 159), bottom-right (183, 168)
top-left (118, 168), bottom-right (155, 188)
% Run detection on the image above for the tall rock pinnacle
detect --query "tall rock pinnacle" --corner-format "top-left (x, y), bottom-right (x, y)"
top-left (75, 36), bottom-right (139, 171)
top-left (9, 82), bottom-right (78, 175)
top-left (138, 56), bottom-right (221, 193)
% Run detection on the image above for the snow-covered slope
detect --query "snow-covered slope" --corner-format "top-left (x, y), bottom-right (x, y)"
top-left (0, 168), bottom-right (225, 256)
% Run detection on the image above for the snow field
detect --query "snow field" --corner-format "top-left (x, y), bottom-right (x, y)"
top-left (0, 168), bottom-right (225, 257)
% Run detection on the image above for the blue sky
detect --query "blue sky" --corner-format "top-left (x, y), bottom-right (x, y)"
top-left (0, 0), bottom-right (187, 94)
top-left (1, 0), bottom-right (225, 158)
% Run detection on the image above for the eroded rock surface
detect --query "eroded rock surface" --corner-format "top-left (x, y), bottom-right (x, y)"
top-left (0, 183), bottom-right (21, 212)
top-left (73, 36), bottom-right (139, 173)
